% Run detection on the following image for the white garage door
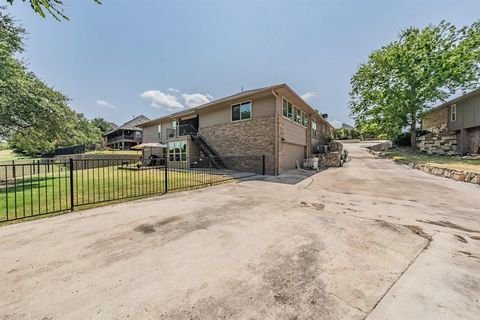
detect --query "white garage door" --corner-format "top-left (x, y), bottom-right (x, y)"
top-left (281, 143), bottom-right (305, 171)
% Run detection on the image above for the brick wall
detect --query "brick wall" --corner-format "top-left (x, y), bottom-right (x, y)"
top-left (199, 114), bottom-right (276, 174)
top-left (422, 107), bottom-right (448, 132)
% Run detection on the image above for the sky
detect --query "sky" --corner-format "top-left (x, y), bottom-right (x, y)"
top-left (4, 0), bottom-right (480, 128)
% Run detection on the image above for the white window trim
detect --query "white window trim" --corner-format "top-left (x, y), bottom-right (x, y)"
top-left (450, 104), bottom-right (456, 122)
top-left (231, 100), bottom-right (252, 122)
top-left (282, 97), bottom-right (308, 128)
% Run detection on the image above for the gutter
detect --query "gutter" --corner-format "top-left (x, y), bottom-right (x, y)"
top-left (271, 89), bottom-right (279, 175)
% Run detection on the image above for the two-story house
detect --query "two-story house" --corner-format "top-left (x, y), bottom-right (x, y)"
top-left (420, 88), bottom-right (480, 155)
top-left (104, 115), bottom-right (150, 150)
top-left (139, 84), bottom-right (334, 174)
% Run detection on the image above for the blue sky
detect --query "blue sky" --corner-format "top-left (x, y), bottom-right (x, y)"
top-left (5, 0), bottom-right (480, 127)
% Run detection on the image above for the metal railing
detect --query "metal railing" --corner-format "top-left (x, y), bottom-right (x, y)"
top-left (0, 155), bottom-right (265, 222)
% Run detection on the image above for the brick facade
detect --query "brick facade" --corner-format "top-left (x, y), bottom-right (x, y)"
top-left (422, 107), bottom-right (448, 132)
top-left (419, 106), bottom-right (457, 154)
top-left (198, 114), bottom-right (277, 174)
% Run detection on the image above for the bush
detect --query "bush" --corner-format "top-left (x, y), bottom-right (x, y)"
top-left (394, 130), bottom-right (430, 146)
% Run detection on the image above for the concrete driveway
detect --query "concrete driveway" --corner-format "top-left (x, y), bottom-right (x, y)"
top-left (0, 142), bottom-right (479, 319)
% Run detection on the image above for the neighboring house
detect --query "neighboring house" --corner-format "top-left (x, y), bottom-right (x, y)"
top-left (104, 115), bottom-right (150, 150)
top-left (420, 88), bottom-right (480, 155)
top-left (341, 123), bottom-right (355, 130)
top-left (139, 84), bottom-right (334, 174)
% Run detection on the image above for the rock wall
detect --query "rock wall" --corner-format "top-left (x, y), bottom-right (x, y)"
top-left (417, 131), bottom-right (457, 155)
top-left (422, 107), bottom-right (448, 132)
top-left (413, 163), bottom-right (480, 185)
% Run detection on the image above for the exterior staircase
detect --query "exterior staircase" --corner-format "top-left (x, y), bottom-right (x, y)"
top-left (180, 124), bottom-right (227, 169)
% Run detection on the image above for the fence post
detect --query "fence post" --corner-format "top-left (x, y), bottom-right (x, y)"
top-left (69, 158), bottom-right (74, 211)
top-left (164, 156), bottom-right (168, 193)
top-left (262, 155), bottom-right (266, 175)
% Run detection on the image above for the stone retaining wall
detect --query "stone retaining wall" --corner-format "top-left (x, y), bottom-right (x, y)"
top-left (369, 150), bottom-right (480, 185)
top-left (417, 131), bottom-right (457, 155)
top-left (413, 163), bottom-right (480, 185)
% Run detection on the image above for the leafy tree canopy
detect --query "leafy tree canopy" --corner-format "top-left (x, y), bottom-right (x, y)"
top-left (91, 117), bottom-right (115, 134)
top-left (350, 20), bottom-right (480, 148)
top-left (0, 10), bottom-right (102, 154)
top-left (5, 0), bottom-right (101, 21)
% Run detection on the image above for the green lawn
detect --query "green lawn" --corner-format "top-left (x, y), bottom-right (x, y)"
top-left (0, 164), bottom-right (232, 222)
top-left (383, 149), bottom-right (480, 173)
top-left (0, 149), bottom-right (32, 162)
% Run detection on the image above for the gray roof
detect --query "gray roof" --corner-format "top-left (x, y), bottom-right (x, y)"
top-left (104, 115), bottom-right (150, 135)
top-left (423, 87), bottom-right (480, 115)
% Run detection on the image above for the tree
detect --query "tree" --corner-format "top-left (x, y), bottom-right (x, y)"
top-left (350, 21), bottom-right (480, 149)
top-left (0, 10), bottom-right (102, 154)
top-left (91, 117), bottom-right (115, 134)
top-left (6, 0), bottom-right (101, 21)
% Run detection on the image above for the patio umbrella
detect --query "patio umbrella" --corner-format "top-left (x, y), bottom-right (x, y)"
top-left (131, 142), bottom-right (167, 158)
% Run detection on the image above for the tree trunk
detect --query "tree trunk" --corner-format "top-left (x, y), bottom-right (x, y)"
top-left (410, 115), bottom-right (417, 150)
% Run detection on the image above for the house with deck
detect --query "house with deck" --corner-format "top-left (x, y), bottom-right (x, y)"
top-left (139, 84), bottom-right (334, 174)
top-left (103, 115), bottom-right (150, 150)
top-left (419, 88), bottom-right (480, 155)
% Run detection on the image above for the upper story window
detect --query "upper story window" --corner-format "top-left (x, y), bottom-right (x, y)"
top-left (157, 124), bottom-right (162, 140)
top-left (282, 98), bottom-right (293, 120)
top-left (312, 120), bottom-right (317, 136)
top-left (232, 101), bottom-right (252, 121)
top-left (451, 104), bottom-right (456, 122)
top-left (283, 97), bottom-right (307, 127)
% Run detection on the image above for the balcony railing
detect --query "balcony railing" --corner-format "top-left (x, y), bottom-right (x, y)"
top-left (167, 124), bottom-right (198, 139)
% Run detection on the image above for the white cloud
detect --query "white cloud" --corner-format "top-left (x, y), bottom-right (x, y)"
top-left (182, 93), bottom-right (213, 108)
top-left (301, 92), bottom-right (316, 101)
top-left (140, 90), bottom-right (184, 110)
top-left (96, 99), bottom-right (117, 110)
top-left (330, 120), bottom-right (342, 128)
top-left (140, 89), bottom-right (214, 111)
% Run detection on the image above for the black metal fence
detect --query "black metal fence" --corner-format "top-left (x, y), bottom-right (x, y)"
top-left (0, 155), bottom-right (265, 222)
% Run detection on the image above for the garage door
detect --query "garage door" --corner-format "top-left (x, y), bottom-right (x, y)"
top-left (281, 143), bottom-right (305, 171)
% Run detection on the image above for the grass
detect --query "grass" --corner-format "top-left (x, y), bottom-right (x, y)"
top-left (0, 164), bottom-right (234, 222)
top-left (0, 149), bottom-right (32, 162)
top-left (383, 149), bottom-right (480, 173)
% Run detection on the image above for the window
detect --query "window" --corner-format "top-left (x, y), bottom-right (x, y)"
top-left (282, 98), bottom-right (293, 120)
top-left (312, 120), bottom-right (317, 136)
top-left (451, 104), bottom-right (456, 122)
top-left (232, 101), bottom-right (252, 121)
top-left (168, 140), bottom-right (187, 161)
top-left (283, 98), bottom-right (307, 127)
top-left (302, 112), bottom-right (308, 127)
top-left (157, 124), bottom-right (162, 140)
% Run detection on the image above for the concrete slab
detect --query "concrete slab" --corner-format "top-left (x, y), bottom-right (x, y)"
top-left (0, 142), bottom-right (479, 319)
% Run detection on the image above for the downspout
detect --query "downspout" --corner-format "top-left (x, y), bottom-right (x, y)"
top-left (271, 89), bottom-right (279, 175)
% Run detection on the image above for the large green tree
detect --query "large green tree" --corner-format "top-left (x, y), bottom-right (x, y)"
top-left (0, 10), bottom-right (102, 154)
top-left (91, 117), bottom-right (115, 134)
top-left (350, 21), bottom-right (480, 148)
top-left (6, 0), bottom-right (101, 20)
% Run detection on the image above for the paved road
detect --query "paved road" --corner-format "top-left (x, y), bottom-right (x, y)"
top-left (0, 142), bottom-right (479, 319)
